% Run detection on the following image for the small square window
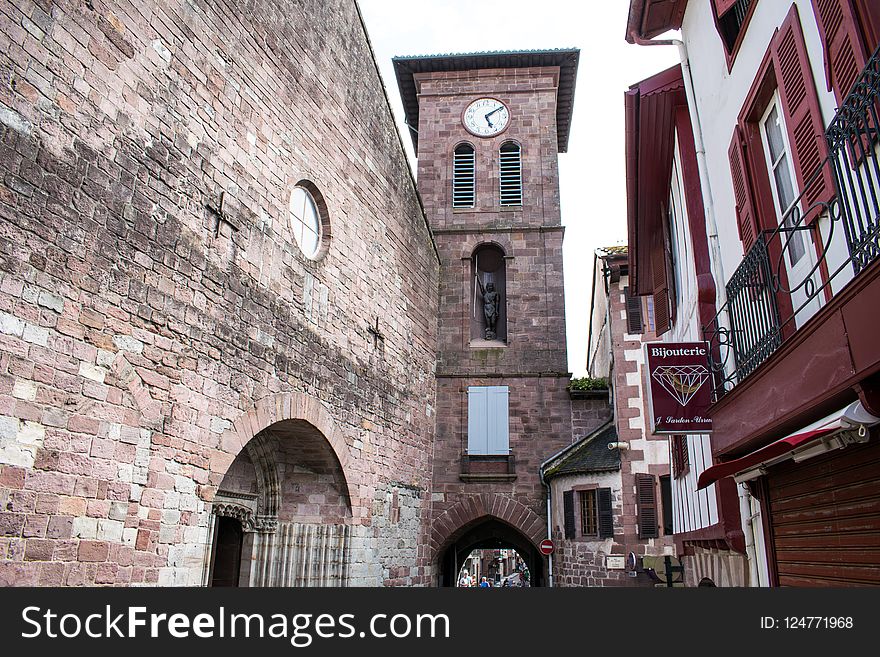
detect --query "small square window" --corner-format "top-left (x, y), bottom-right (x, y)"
top-left (580, 490), bottom-right (598, 537)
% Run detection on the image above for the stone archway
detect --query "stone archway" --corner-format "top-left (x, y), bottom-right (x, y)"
top-left (431, 495), bottom-right (548, 587)
top-left (204, 392), bottom-right (357, 587)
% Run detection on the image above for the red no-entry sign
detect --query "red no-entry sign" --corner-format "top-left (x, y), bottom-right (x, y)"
top-left (539, 539), bottom-right (554, 555)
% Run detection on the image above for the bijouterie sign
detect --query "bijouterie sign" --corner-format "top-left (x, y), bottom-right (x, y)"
top-left (644, 342), bottom-right (713, 434)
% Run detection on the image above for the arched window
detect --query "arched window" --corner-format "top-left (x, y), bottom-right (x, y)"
top-left (453, 143), bottom-right (476, 208)
top-left (499, 141), bottom-right (522, 206)
top-left (471, 244), bottom-right (507, 343)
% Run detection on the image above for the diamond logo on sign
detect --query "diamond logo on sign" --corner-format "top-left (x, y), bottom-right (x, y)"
top-left (651, 364), bottom-right (709, 407)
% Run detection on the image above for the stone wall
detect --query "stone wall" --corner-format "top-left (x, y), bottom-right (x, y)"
top-left (0, 0), bottom-right (438, 586)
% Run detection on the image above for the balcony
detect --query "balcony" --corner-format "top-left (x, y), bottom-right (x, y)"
top-left (704, 47), bottom-right (880, 453)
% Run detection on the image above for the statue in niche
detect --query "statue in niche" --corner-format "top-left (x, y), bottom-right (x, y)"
top-left (477, 277), bottom-right (501, 340)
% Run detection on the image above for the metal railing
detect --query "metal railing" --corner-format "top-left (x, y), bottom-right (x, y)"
top-left (704, 46), bottom-right (880, 401)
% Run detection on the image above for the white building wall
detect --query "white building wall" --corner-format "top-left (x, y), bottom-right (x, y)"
top-left (662, 133), bottom-right (718, 535)
top-left (681, 0), bottom-right (854, 307)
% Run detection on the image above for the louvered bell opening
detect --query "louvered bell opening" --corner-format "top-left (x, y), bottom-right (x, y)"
top-left (453, 144), bottom-right (475, 208)
top-left (499, 142), bottom-right (522, 206)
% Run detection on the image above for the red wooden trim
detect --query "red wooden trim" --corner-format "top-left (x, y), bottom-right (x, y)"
top-left (853, 0), bottom-right (880, 53)
top-left (713, 0), bottom-right (739, 17)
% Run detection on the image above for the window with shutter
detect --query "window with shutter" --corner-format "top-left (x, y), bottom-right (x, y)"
top-left (636, 473), bottom-right (659, 539)
top-left (811, 0), bottom-right (868, 105)
top-left (712, 0), bottom-right (757, 65)
top-left (453, 143), bottom-right (475, 208)
top-left (597, 488), bottom-right (614, 539)
top-left (499, 142), bottom-right (522, 206)
top-left (624, 286), bottom-right (643, 334)
top-left (771, 7), bottom-right (835, 209)
top-left (467, 385), bottom-right (509, 455)
top-left (563, 490), bottom-right (575, 540)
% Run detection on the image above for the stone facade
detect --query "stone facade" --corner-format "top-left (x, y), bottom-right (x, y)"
top-left (0, 0), bottom-right (438, 586)
top-left (549, 250), bottom-right (675, 587)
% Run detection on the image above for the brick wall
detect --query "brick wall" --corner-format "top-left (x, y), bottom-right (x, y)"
top-left (0, 0), bottom-right (438, 586)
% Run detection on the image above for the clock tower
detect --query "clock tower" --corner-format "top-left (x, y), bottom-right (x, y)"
top-left (393, 50), bottom-right (580, 585)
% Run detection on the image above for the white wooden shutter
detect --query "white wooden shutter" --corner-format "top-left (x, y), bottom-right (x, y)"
top-left (467, 387), bottom-right (489, 454)
top-left (487, 386), bottom-right (509, 454)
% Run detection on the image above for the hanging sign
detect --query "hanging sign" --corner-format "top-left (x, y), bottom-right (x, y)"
top-left (645, 342), bottom-right (713, 434)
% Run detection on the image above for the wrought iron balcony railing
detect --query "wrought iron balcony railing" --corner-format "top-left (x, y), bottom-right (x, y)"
top-left (704, 45), bottom-right (880, 401)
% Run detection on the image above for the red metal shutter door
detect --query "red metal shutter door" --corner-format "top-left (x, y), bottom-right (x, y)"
top-left (766, 436), bottom-right (880, 586)
top-left (812, 0), bottom-right (868, 103)
top-left (728, 125), bottom-right (759, 251)
top-left (772, 6), bottom-right (836, 209)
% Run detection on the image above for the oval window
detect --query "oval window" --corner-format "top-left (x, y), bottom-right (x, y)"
top-left (289, 186), bottom-right (323, 259)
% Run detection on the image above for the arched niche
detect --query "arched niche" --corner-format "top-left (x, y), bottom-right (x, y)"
top-left (471, 243), bottom-right (507, 344)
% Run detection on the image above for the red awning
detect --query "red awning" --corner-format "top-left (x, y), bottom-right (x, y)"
top-left (696, 427), bottom-right (837, 490)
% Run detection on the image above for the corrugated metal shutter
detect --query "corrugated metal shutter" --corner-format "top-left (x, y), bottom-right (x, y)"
top-left (766, 436), bottom-right (880, 586)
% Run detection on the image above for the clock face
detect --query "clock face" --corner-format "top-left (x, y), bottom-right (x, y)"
top-left (462, 98), bottom-right (510, 137)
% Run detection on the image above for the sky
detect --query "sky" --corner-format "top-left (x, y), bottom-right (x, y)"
top-left (357, 0), bottom-right (679, 376)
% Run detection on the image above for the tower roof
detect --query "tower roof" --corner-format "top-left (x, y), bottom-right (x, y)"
top-left (392, 48), bottom-right (580, 155)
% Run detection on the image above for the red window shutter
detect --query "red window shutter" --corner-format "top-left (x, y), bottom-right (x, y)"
top-left (713, 0), bottom-right (740, 17)
top-left (636, 473), bottom-right (659, 539)
top-left (811, 0), bottom-right (868, 104)
top-left (771, 7), bottom-right (835, 208)
top-left (728, 125), bottom-right (759, 251)
top-left (624, 286), bottom-right (643, 334)
top-left (651, 244), bottom-right (670, 336)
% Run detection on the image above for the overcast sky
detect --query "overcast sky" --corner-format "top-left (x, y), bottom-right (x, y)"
top-left (358, 0), bottom-right (678, 376)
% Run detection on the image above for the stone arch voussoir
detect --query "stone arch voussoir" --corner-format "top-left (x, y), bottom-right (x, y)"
top-left (431, 494), bottom-right (547, 557)
top-left (209, 391), bottom-right (355, 507)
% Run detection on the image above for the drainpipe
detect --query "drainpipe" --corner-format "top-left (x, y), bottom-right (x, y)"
top-left (737, 483), bottom-right (760, 587)
top-left (539, 467), bottom-right (554, 588)
top-left (628, 32), bottom-right (729, 310)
